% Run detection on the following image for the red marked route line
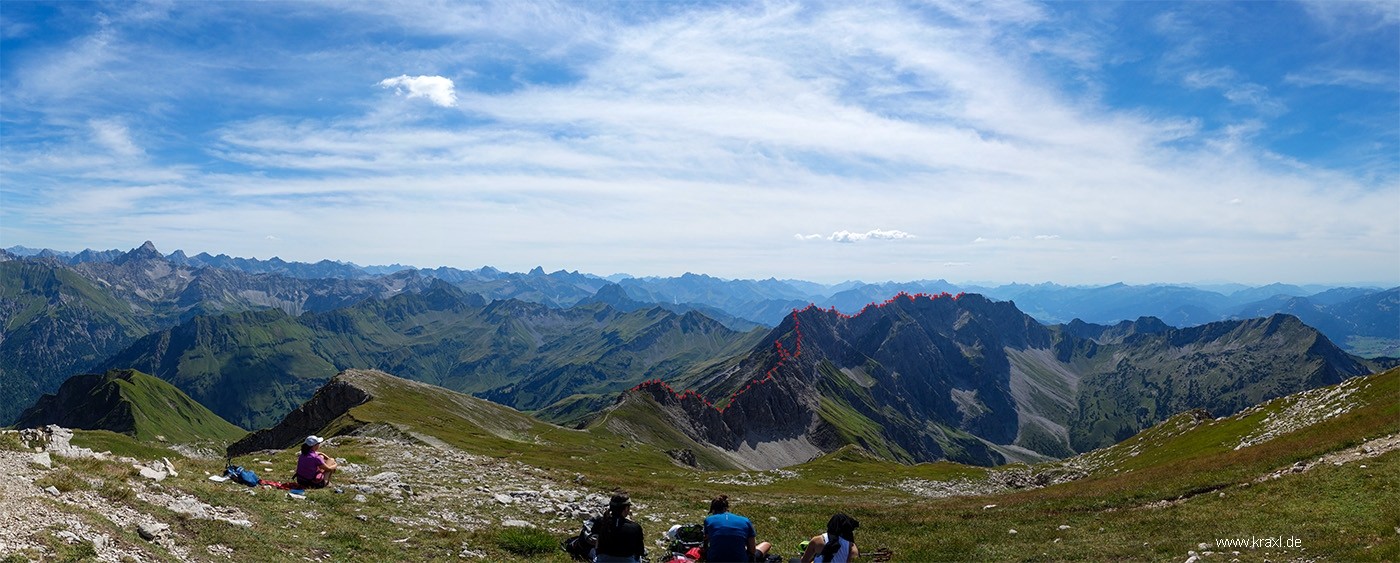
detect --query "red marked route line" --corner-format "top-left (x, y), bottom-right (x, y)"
top-left (630, 291), bottom-right (964, 413)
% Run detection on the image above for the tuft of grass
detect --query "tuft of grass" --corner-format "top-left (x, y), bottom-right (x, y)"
top-left (495, 527), bottom-right (558, 556)
top-left (98, 480), bottom-right (134, 501)
top-left (0, 432), bottom-right (25, 451)
top-left (35, 468), bottom-right (90, 493)
top-left (39, 530), bottom-right (97, 561)
top-left (69, 429), bottom-right (183, 460)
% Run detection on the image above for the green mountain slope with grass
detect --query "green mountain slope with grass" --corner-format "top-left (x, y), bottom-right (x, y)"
top-left (228, 368), bottom-right (745, 471)
top-left (101, 281), bottom-right (762, 429)
top-left (0, 245), bottom-right (434, 426)
top-left (0, 261), bottom-right (150, 425)
top-left (12, 369), bottom-right (245, 444)
top-left (7, 367), bottom-right (1389, 561)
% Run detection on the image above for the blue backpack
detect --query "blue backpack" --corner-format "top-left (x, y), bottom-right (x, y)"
top-left (225, 465), bottom-right (260, 487)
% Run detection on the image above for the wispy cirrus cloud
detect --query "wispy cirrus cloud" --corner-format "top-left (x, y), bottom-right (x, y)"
top-left (1284, 67), bottom-right (1394, 90)
top-left (1182, 67), bottom-right (1286, 115)
top-left (89, 118), bottom-right (143, 158)
top-left (0, 1), bottom-right (1394, 285)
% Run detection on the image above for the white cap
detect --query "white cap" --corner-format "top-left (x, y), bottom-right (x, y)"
top-left (666, 524), bottom-right (682, 540)
top-left (305, 435), bottom-right (325, 447)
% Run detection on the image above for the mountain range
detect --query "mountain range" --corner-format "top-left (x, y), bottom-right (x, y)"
top-left (630, 293), bottom-right (1377, 468)
top-left (0, 244), bottom-right (435, 423)
top-left (8, 242), bottom-right (1395, 353)
top-left (2, 242), bottom-right (1395, 469)
top-left (96, 280), bottom-right (761, 429)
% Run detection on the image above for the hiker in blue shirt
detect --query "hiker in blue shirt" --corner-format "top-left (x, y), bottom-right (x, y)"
top-left (702, 495), bottom-right (771, 562)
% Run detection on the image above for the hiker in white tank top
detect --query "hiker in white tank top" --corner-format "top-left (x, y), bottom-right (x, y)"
top-left (800, 513), bottom-right (860, 563)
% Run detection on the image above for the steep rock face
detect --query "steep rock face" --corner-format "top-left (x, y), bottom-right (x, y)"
top-left (640, 293), bottom-right (1023, 467)
top-left (227, 371), bottom-right (373, 456)
top-left (787, 293), bottom-right (1041, 449)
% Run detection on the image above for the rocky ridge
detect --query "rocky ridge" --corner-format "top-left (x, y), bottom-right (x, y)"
top-left (632, 293), bottom-right (1377, 469)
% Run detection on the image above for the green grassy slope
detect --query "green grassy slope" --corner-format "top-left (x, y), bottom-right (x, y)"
top-left (282, 367), bottom-right (1400, 560)
top-left (26, 367), bottom-right (1385, 562)
top-left (0, 261), bottom-right (151, 424)
top-left (13, 369), bottom-right (245, 444)
top-left (100, 284), bottom-right (761, 429)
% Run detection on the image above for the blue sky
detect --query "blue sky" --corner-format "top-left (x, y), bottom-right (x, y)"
top-left (2, 0), bottom-right (1396, 285)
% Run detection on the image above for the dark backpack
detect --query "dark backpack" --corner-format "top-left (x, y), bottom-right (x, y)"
top-left (560, 517), bottom-right (596, 561)
top-left (667, 523), bottom-right (704, 555)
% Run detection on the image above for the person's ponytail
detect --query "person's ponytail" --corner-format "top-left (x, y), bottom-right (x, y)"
top-left (595, 507), bottom-right (615, 537)
top-left (820, 513), bottom-right (857, 561)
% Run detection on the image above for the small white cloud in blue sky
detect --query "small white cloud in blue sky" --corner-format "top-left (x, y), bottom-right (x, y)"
top-left (800, 230), bottom-right (916, 243)
top-left (378, 75), bottom-right (457, 107)
top-left (831, 229), bottom-right (914, 243)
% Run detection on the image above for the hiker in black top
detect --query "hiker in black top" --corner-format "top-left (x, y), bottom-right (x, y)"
top-left (593, 492), bottom-right (645, 563)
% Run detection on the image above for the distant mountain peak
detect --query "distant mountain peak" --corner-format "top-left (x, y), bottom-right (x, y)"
top-left (113, 241), bottom-right (165, 265)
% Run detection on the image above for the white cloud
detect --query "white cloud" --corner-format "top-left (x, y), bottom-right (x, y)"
top-left (1300, 0), bottom-right (1400, 33)
top-left (89, 118), bottom-right (143, 157)
top-left (378, 75), bottom-right (458, 107)
top-left (1182, 67), bottom-right (1284, 115)
top-left (1, 2), bottom-right (1395, 285)
top-left (829, 229), bottom-right (916, 243)
top-left (1033, 234), bottom-right (1059, 240)
top-left (1284, 67), bottom-right (1394, 90)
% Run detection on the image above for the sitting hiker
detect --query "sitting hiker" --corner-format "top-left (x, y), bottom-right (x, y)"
top-left (294, 435), bottom-right (338, 489)
top-left (703, 495), bottom-right (772, 563)
top-left (593, 492), bottom-right (645, 563)
top-left (800, 513), bottom-right (860, 563)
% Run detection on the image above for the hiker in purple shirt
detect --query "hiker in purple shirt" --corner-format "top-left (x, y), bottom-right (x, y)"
top-left (295, 435), bottom-right (338, 489)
